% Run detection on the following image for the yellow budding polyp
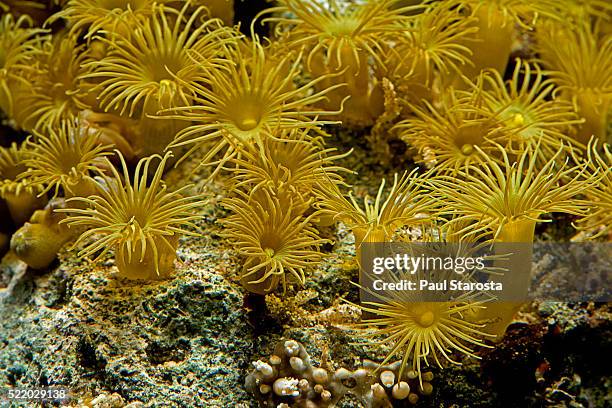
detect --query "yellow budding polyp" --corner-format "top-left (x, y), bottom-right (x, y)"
top-left (0, 143), bottom-right (47, 225)
top-left (262, 0), bottom-right (420, 126)
top-left (59, 152), bottom-right (205, 280)
top-left (434, 145), bottom-right (595, 337)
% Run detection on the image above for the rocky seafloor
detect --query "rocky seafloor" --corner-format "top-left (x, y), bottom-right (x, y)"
top-left (0, 147), bottom-right (611, 408)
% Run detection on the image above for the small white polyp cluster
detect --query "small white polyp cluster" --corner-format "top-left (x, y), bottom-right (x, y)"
top-left (246, 339), bottom-right (434, 407)
top-left (273, 377), bottom-right (300, 397)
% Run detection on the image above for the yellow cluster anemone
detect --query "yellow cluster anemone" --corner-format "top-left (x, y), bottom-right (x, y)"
top-left (263, 0), bottom-right (418, 70)
top-left (433, 144), bottom-right (593, 244)
top-left (353, 297), bottom-right (494, 384)
top-left (164, 37), bottom-right (343, 176)
top-left (48, 0), bottom-right (170, 40)
top-left (0, 14), bottom-right (44, 126)
top-left (393, 80), bottom-right (505, 173)
top-left (20, 119), bottom-right (111, 198)
top-left (536, 20), bottom-right (612, 144)
top-left (430, 142), bottom-right (596, 338)
top-left (0, 142), bottom-right (47, 224)
top-left (377, 0), bottom-right (478, 104)
top-left (23, 34), bottom-right (95, 132)
top-left (222, 126), bottom-right (347, 296)
top-left (455, 0), bottom-right (558, 81)
top-left (575, 141), bottom-right (612, 238)
top-left (84, 2), bottom-right (237, 155)
top-left (261, 0), bottom-right (419, 125)
top-left (316, 170), bottom-right (435, 252)
top-left (478, 60), bottom-right (585, 164)
top-left (229, 128), bottom-right (349, 207)
top-left (86, 4), bottom-right (227, 117)
top-left (0, 0), bottom-right (608, 391)
top-left (547, 0), bottom-right (612, 28)
top-left (58, 151), bottom-right (205, 280)
top-left (222, 188), bottom-right (327, 295)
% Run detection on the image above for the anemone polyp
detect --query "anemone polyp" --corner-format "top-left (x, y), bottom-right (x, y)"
top-left (455, 0), bottom-right (560, 81)
top-left (229, 128), bottom-right (349, 207)
top-left (222, 188), bottom-right (327, 294)
top-left (10, 203), bottom-right (74, 270)
top-left (354, 299), bottom-right (494, 384)
top-left (575, 141), bottom-right (612, 238)
top-left (315, 169), bottom-right (435, 248)
top-left (536, 20), bottom-right (612, 144)
top-left (0, 14), bottom-right (44, 124)
top-left (48, 0), bottom-right (162, 40)
top-left (260, 0), bottom-right (420, 125)
top-left (82, 2), bottom-right (238, 155)
top-left (21, 119), bottom-right (111, 199)
top-left (478, 59), bottom-right (584, 164)
top-left (58, 151), bottom-right (205, 280)
top-left (433, 144), bottom-right (594, 243)
top-left (0, 143), bottom-right (47, 225)
top-left (376, 0), bottom-right (478, 103)
top-left (262, 0), bottom-right (419, 70)
top-left (164, 37), bottom-right (343, 177)
top-left (22, 34), bottom-right (94, 132)
top-left (393, 79), bottom-right (507, 174)
top-left (85, 3), bottom-right (236, 118)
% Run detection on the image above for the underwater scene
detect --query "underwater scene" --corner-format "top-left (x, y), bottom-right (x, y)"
top-left (0, 0), bottom-right (611, 407)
